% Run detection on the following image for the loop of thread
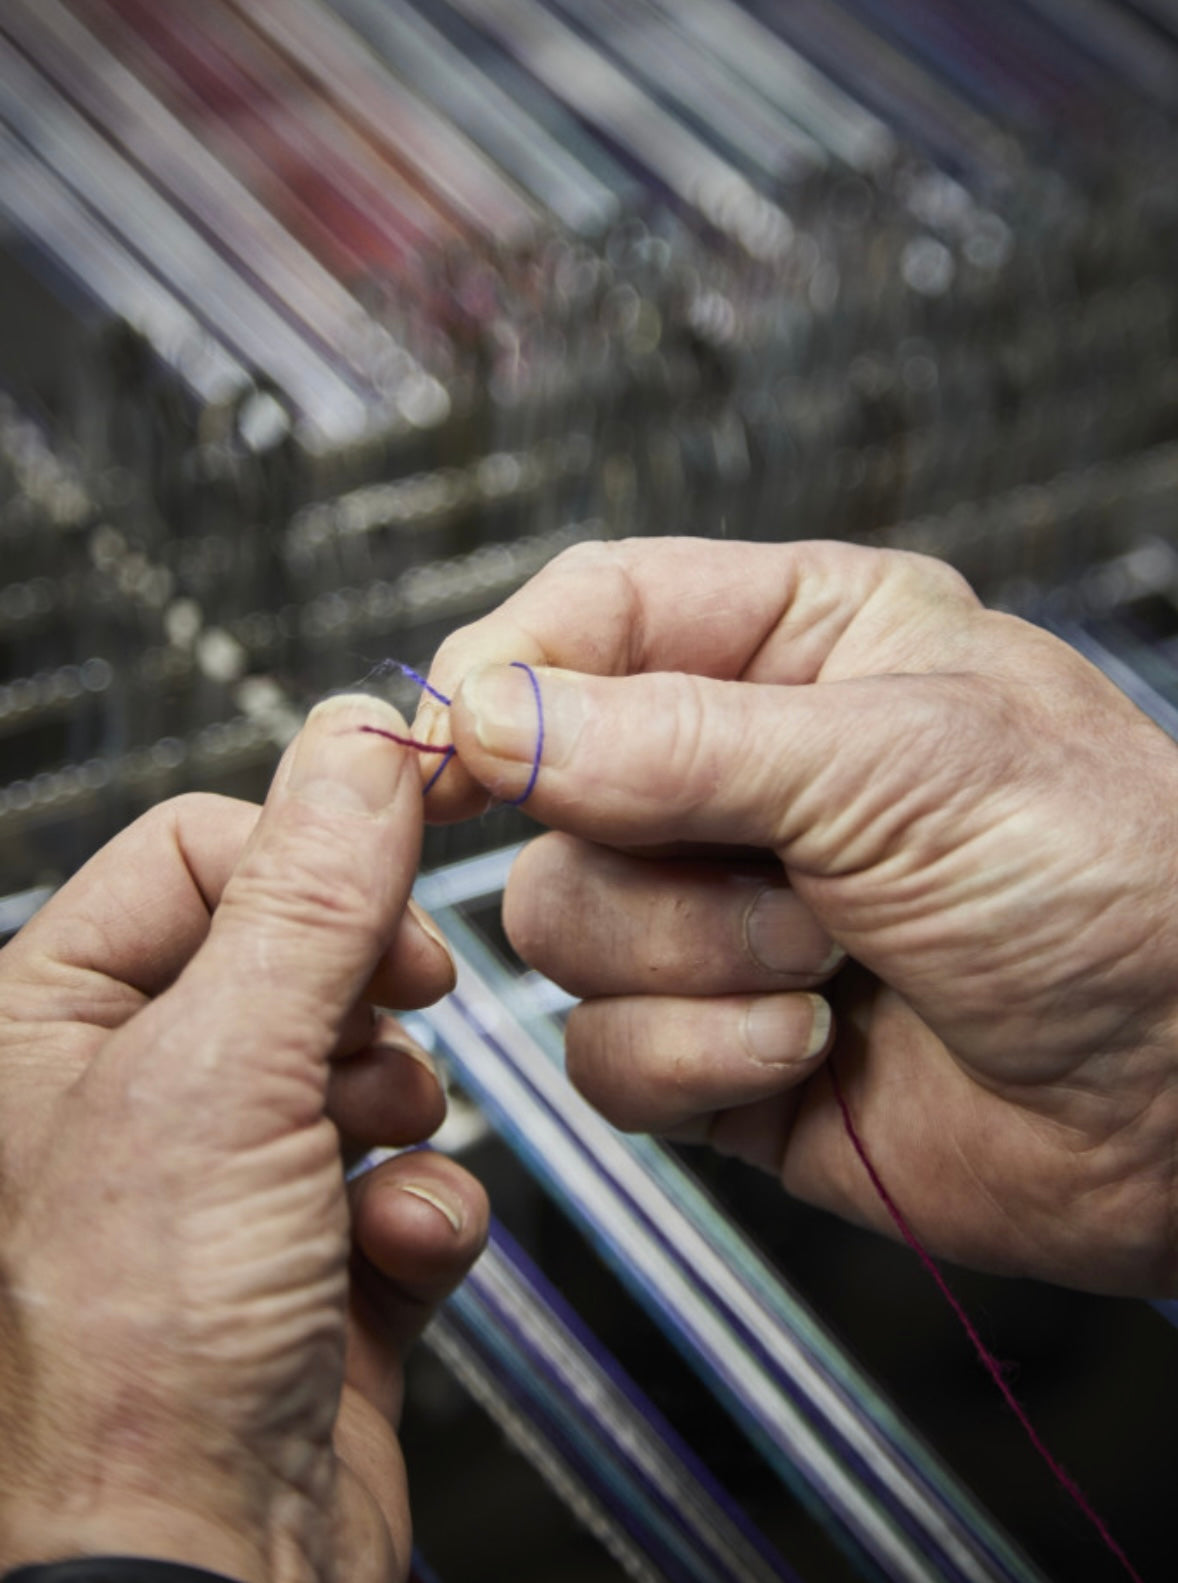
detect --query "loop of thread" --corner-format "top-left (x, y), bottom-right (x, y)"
top-left (504, 661), bottom-right (545, 807)
top-left (356, 659), bottom-right (543, 804)
top-left (827, 1061), bottom-right (1144, 1583)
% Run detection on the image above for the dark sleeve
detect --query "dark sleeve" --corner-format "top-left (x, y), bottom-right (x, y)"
top-left (2, 1563), bottom-right (243, 1583)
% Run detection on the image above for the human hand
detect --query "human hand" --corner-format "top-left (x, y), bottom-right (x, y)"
top-left (0, 695), bottom-right (488, 1582)
top-left (415, 539), bottom-right (1178, 1297)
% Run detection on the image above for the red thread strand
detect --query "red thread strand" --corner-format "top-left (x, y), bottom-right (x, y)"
top-left (357, 724), bottom-right (452, 754)
top-left (827, 1062), bottom-right (1144, 1583)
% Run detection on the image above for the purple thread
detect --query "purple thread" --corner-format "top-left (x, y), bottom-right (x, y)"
top-left (502, 660), bottom-right (544, 807)
top-left (395, 661), bottom-right (452, 709)
top-left (827, 1062), bottom-right (1144, 1583)
top-left (354, 662), bottom-right (456, 795)
top-left (422, 744), bottom-right (457, 796)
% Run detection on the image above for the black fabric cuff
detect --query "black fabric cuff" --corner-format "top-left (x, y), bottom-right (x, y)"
top-left (2, 1563), bottom-right (243, 1583)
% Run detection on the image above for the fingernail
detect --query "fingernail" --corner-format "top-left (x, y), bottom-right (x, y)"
top-left (744, 887), bottom-right (845, 976)
top-left (817, 942), bottom-right (848, 974)
top-left (743, 994), bottom-right (832, 1066)
top-left (399, 1181), bottom-right (463, 1234)
top-left (804, 996), bottom-right (833, 1057)
top-left (288, 695), bottom-right (409, 815)
top-left (413, 695), bottom-right (450, 750)
top-left (406, 900), bottom-right (457, 990)
top-left (459, 664), bottom-right (581, 769)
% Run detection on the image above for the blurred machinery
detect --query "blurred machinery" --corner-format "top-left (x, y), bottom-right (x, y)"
top-left (1, 3), bottom-right (1178, 1580)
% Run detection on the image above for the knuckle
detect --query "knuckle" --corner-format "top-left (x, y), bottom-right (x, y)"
top-left (885, 673), bottom-right (1022, 817)
top-left (891, 548), bottom-right (978, 606)
top-left (548, 538), bottom-right (621, 577)
top-left (548, 537), bottom-right (655, 584)
top-left (133, 791), bottom-right (251, 868)
top-left (169, 789), bottom-right (238, 820)
top-left (134, 790), bottom-right (214, 841)
top-left (428, 623), bottom-right (477, 687)
top-left (655, 674), bottom-right (721, 814)
top-left (546, 540), bottom-right (645, 667)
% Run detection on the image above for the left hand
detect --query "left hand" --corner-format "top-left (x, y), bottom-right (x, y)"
top-left (414, 539), bottom-right (1178, 1297)
top-left (0, 695), bottom-right (488, 1582)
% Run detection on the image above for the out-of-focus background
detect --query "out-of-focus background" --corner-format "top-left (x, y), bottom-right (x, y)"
top-left (1, 4), bottom-right (1177, 1580)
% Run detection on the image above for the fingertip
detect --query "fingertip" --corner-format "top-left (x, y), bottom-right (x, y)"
top-left (353, 1152), bottom-right (490, 1285)
top-left (742, 991), bottom-right (834, 1068)
top-left (307, 690), bottom-right (412, 735)
top-left (565, 990), bottom-right (835, 1137)
top-left (815, 943), bottom-right (849, 980)
top-left (411, 692), bottom-right (490, 822)
top-left (344, 1157), bottom-right (489, 1425)
top-left (805, 992), bottom-right (835, 1059)
top-left (368, 901), bottom-right (456, 1009)
top-left (407, 899), bottom-right (457, 993)
top-left (501, 831), bottom-right (572, 962)
top-left (449, 664), bottom-right (553, 807)
top-left (286, 693), bottom-right (424, 816)
top-left (328, 1027), bottom-right (447, 1148)
top-left (743, 885), bottom-right (847, 981)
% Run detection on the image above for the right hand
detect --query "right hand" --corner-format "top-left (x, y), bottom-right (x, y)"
top-left (415, 538), bottom-right (1178, 1297)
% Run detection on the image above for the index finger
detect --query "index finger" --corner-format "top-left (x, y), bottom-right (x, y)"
top-left (416, 537), bottom-right (979, 819)
top-left (3, 792), bottom-right (454, 1023)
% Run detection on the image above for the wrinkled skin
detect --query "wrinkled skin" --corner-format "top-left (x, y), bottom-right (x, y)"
top-left (0, 696), bottom-right (488, 1581)
top-left (417, 538), bottom-right (1178, 1296)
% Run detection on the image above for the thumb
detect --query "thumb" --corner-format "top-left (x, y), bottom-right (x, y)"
top-left (108, 694), bottom-right (424, 1140)
top-left (450, 662), bottom-right (959, 868)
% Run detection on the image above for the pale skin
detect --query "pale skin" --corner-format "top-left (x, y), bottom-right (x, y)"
top-left (0, 695), bottom-right (489, 1583)
top-left (417, 537), bottom-right (1178, 1298)
top-left (2, 538), bottom-right (1175, 1580)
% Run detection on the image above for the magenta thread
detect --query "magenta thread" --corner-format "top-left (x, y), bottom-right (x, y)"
top-left (358, 724), bottom-right (450, 754)
top-left (355, 659), bottom-right (543, 805)
top-left (827, 1061), bottom-right (1144, 1583)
